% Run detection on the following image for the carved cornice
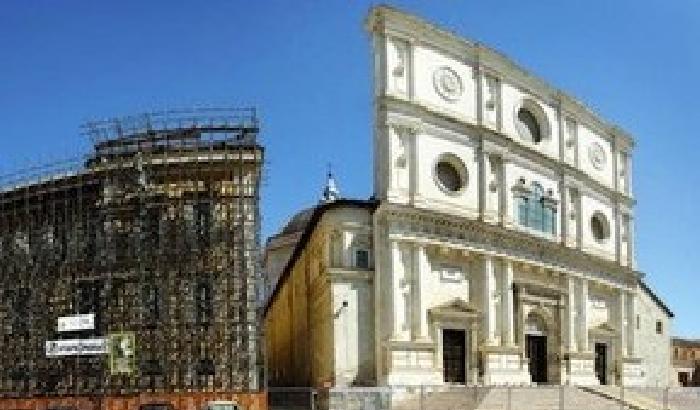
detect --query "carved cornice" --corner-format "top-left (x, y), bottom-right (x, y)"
top-left (379, 203), bottom-right (639, 286)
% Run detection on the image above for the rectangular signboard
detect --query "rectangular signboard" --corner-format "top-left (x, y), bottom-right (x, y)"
top-left (45, 338), bottom-right (108, 357)
top-left (109, 332), bottom-right (136, 375)
top-left (57, 313), bottom-right (95, 332)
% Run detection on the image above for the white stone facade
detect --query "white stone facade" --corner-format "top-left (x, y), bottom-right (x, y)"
top-left (264, 6), bottom-right (672, 390)
top-left (363, 6), bottom-right (670, 387)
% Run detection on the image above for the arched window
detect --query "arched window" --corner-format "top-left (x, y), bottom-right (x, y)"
top-left (590, 212), bottom-right (610, 242)
top-left (515, 182), bottom-right (557, 234)
top-left (516, 108), bottom-right (542, 143)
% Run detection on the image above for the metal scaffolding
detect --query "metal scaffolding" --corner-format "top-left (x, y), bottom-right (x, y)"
top-left (0, 108), bottom-right (264, 398)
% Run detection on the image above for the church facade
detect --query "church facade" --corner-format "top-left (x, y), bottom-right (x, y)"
top-left (264, 6), bottom-right (672, 388)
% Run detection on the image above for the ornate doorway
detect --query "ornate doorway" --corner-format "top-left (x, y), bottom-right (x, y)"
top-left (443, 329), bottom-right (466, 383)
top-left (525, 313), bottom-right (548, 384)
top-left (595, 342), bottom-right (607, 385)
top-left (526, 335), bottom-right (547, 383)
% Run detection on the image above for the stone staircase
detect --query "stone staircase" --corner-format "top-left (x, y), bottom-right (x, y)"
top-left (272, 385), bottom-right (699, 410)
top-left (389, 386), bottom-right (626, 410)
top-left (578, 385), bottom-right (671, 410)
top-left (479, 387), bottom-right (624, 410)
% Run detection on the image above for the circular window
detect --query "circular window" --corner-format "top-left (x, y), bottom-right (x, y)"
top-left (516, 108), bottom-right (542, 143)
top-left (434, 155), bottom-right (467, 194)
top-left (590, 212), bottom-right (610, 242)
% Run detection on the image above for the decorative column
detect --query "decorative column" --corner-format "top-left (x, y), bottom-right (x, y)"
top-left (626, 291), bottom-right (636, 357)
top-left (576, 189), bottom-right (583, 250)
top-left (611, 138), bottom-right (619, 193)
top-left (619, 290), bottom-right (627, 357)
top-left (500, 155), bottom-right (511, 227)
top-left (628, 216), bottom-right (636, 269)
top-left (518, 288), bottom-right (527, 358)
top-left (478, 145), bottom-right (488, 220)
top-left (475, 59), bottom-right (484, 127)
top-left (470, 322), bottom-right (480, 383)
top-left (577, 279), bottom-right (589, 352)
top-left (414, 244), bottom-right (430, 340)
top-left (557, 97), bottom-right (565, 162)
top-left (559, 179), bottom-right (568, 245)
top-left (501, 259), bottom-right (514, 347)
top-left (614, 204), bottom-right (622, 264)
top-left (407, 37), bottom-right (416, 102)
top-left (567, 277), bottom-right (577, 352)
top-left (390, 241), bottom-right (407, 339)
top-left (408, 126), bottom-right (421, 201)
top-left (626, 153), bottom-right (633, 197)
top-left (483, 255), bottom-right (497, 346)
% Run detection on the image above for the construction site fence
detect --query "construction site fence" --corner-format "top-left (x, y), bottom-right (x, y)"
top-left (268, 385), bottom-right (700, 410)
top-left (0, 391), bottom-right (267, 410)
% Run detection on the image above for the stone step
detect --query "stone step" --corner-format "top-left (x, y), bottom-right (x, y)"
top-left (270, 386), bottom-right (643, 410)
top-left (578, 385), bottom-right (672, 410)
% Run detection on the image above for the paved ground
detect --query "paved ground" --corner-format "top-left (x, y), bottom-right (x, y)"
top-left (269, 386), bottom-right (700, 410)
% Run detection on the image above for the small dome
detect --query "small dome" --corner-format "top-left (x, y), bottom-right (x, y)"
top-left (279, 207), bottom-right (315, 236)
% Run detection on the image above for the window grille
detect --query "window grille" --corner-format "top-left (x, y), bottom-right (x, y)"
top-left (515, 182), bottom-right (557, 235)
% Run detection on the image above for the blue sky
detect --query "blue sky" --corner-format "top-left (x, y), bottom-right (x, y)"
top-left (0, 1), bottom-right (698, 337)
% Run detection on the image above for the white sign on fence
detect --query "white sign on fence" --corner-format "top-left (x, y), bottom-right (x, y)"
top-left (57, 313), bottom-right (95, 332)
top-left (45, 338), bottom-right (108, 357)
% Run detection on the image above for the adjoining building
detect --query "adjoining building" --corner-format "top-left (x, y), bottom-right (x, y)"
top-left (672, 337), bottom-right (700, 387)
top-left (264, 6), bottom-right (673, 388)
top-left (0, 108), bottom-right (265, 409)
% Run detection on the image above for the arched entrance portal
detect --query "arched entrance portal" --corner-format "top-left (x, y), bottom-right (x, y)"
top-left (525, 313), bottom-right (548, 384)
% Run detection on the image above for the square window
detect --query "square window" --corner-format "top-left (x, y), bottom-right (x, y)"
top-left (355, 249), bottom-right (370, 269)
top-left (439, 265), bottom-right (464, 283)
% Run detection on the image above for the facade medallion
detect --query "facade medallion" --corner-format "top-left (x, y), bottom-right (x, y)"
top-left (432, 66), bottom-right (463, 101)
top-left (588, 142), bottom-right (607, 170)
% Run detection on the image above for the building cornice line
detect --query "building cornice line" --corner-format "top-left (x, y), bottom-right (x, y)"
top-left (376, 201), bottom-right (640, 287)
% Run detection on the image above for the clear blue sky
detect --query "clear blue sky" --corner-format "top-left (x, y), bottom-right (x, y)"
top-left (0, 1), bottom-right (698, 337)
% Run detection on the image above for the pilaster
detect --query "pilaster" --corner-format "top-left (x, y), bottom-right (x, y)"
top-left (478, 143), bottom-right (488, 220)
top-left (500, 155), bottom-right (512, 227)
top-left (628, 215), bottom-right (636, 269)
top-left (483, 255), bottom-right (497, 346)
top-left (475, 58), bottom-right (484, 127)
top-left (626, 290), bottom-right (636, 357)
top-left (409, 126), bottom-right (421, 202)
top-left (470, 322), bottom-right (479, 383)
top-left (390, 240), bottom-right (407, 339)
top-left (567, 277), bottom-right (577, 352)
top-left (413, 244), bottom-right (430, 340)
top-left (560, 178), bottom-right (569, 246)
top-left (611, 136), bottom-right (619, 193)
top-left (619, 290), bottom-right (627, 357)
top-left (407, 37), bottom-right (416, 102)
top-left (577, 278), bottom-right (589, 352)
top-left (501, 259), bottom-right (514, 347)
top-left (614, 203), bottom-right (622, 264)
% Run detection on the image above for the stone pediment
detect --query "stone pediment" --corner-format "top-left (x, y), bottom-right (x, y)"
top-left (429, 298), bottom-right (480, 318)
top-left (589, 322), bottom-right (617, 336)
